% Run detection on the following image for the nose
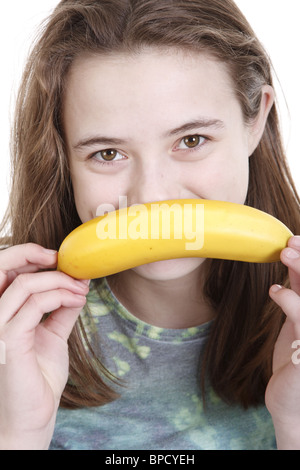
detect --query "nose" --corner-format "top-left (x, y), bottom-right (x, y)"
top-left (127, 160), bottom-right (182, 206)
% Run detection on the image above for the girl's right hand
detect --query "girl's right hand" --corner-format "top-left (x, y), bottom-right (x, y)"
top-left (0, 243), bottom-right (89, 450)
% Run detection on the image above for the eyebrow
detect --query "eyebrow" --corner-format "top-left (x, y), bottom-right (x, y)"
top-left (165, 118), bottom-right (225, 137)
top-left (73, 136), bottom-right (126, 150)
top-left (72, 118), bottom-right (225, 150)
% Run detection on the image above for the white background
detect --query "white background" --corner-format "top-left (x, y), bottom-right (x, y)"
top-left (0, 1), bottom-right (299, 220)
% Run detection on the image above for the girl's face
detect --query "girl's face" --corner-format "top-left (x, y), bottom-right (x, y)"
top-left (63, 48), bottom-right (272, 281)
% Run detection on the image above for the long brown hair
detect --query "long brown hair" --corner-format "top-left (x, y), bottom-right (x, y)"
top-left (2, 0), bottom-right (300, 409)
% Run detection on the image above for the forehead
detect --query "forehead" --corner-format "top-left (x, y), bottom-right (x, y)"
top-left (66, 47), bottom-right (233, 93)
top-left (63, 48), bottom-right (240, 139)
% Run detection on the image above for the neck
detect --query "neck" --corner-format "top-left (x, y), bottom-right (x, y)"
top-left (108, 263), bottom-right (215, 329)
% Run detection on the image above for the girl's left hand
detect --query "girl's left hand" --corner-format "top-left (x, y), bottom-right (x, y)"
top-left (266, 236), bottom-right (300, 449)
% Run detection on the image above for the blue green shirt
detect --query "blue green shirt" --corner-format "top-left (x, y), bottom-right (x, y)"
top-left (50, 278), bottom-right (276, 450)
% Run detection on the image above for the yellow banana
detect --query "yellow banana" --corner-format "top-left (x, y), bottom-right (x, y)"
top-left (57, 199), bottom-right (293, 279)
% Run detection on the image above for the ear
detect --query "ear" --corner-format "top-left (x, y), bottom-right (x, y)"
top-left (247, 85), bottom-right (275, 156)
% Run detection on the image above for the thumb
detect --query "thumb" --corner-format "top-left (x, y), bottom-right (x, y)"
top-left (282, 237), bottom-right (300, 295)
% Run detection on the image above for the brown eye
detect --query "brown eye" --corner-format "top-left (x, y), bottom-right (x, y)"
top-left (100, 149), bottom-right (118, 161)
top-left (183, 135), bottom-right (200, 148)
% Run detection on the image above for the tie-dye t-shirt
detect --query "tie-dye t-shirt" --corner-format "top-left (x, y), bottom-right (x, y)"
top-left (49, 278), bottom-right (276, 450)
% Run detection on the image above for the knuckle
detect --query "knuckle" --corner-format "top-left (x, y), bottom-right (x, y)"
top-left (27, 289), bottom-right (64, 313)
top-left (14, 273), bottom-right (31, 292)
top-left (23, 242), bottom-right (47, 262)
top-left (23, 242), bottom-right (40, 253)
top-left (0, 270), bottom-right (7, 286)
top-left (57, 288), bottom-right (72, 302)
top-left (25, 292), bottom-right (43, 313)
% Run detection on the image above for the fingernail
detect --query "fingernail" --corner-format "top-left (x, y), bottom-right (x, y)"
top-left (42, 248), bottom-right (57, 255)
top-left (74, 279), bottom-right (90, 290)
top-left (271, 284), bottom-right (283, 293)
top-left (289, 236), bottom-right (300, 249)
top-left (74, 295), bottom-right (87, 304)
top-left (285, 248), bottom-right (300, 259)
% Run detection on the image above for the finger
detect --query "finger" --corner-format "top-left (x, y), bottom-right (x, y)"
top-left (286, 237), bottom-right (300, 294)
top-left (288, 236), bottom-right (300, 250)
top-left (0, 243), bottom-right (57, 271)
top-left (8, 289), bottom-right (87, 336)
top-left (0, 263), bottom-right (57, 298)
top-left (0, 243), bottom-right (57, 295)
top-left (42, 305), bottom-right (83, 343)
top-left (269, 285), bottom-right (300, 339)
top-left (280, 244), bottom-right (300, 295)
top-left (0, 271), bottom-right (89, 325)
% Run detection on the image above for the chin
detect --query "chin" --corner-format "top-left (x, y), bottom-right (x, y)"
top-left (131, 257), bottom-right (205, 281)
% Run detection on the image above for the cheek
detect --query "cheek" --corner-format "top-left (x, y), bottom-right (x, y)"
top-left (215, 162), bottom-right (249, 202)
top-left (221, 157), bottom-right (249, 203)
top-left (70, 170), bottom-right (98, 222)
top-left (191, 153), bottom-right (249, 204)
top-left (71, 170), bottom-right (128, 222)
top-left (72, 184), bottom-right (96, 222)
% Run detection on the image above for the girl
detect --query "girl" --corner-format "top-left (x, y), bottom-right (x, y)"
top-left (1, 0), bottom-right (300, 450)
